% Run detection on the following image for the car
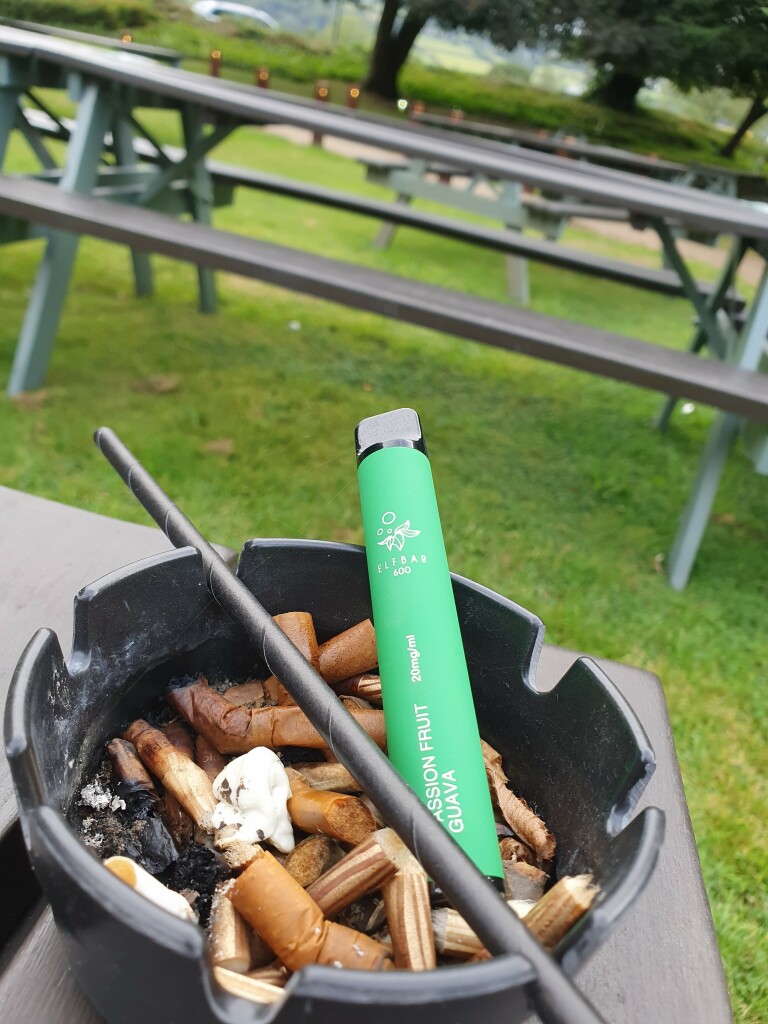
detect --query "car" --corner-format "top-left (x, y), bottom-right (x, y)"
top-left (190, 2), bottom-right (279, 30)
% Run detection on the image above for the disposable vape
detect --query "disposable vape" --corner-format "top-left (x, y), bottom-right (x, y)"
top-left (355, 408), bottom-right (503, 882)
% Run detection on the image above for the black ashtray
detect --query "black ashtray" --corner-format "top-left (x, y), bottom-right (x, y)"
top-left (5, 539), bottom-right (663, 1024)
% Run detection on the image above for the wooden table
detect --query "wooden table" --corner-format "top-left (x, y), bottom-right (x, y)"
top-left (0, 486), bottom-right (733, 1023)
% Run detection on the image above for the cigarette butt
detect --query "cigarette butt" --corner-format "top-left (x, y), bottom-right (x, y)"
top-left (250, 928), bottom-right (276, 969)
top-left (125, 719), bottom-right (217, 831)
top-left (106, 738), bottom-right (159, 802)
top-left (209, 880), bottom-right (251, 973)
top-left (284, 835), bottom-right (344, 888)
top-left (104, 856), bottom-right (197, 922)
top-left (502, 860), bottom-right (548, 902)
top-left (231, 847), bottom-right (392, 971)
top-left (163, 790), bottom-right (195, 847)
top-left (382, 848), bottom-right (435, 971)
top-left (294, 762), bottom-right (361, 793)
top-left (286, 768), bottom-right (376, 846)
top-left (482, 741), bottom-right (555, 862)
top-left (196, 734), bottom-right (228, 784)
top-left (306, 828), bottom-right (403, 917)
top-left (246, 963), bottom-right (289, 986)
top-left (162, 721), bottom-right (199, 843)
top-left (432, 878), bottom-right (596, 958)
top-left (218, 838), bottom-right (263, 873)
top-left (164, 720), bottom-right (195, 759)
top-left (213, 967), bottom-right (285, 1005)
top-left (318, 620), bottom-right (377, 684)
top-left (331, 672), bottom-right (382, 704)
top-left (523, 874), bottom-right (598, 950)
top-left (264, 613), bottom-right (320, 705)
top-left (223, 680), bottom-right (265, 707)
top-left (169, 678), bottom-right (385, 753)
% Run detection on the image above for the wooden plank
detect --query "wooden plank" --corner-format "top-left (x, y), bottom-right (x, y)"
top-left (0, 905), bottom-right (103, 1023)
top-left (2, 24), bottom-right (768, 240)
top-left (0, 175), bottom-right (766, 422)
top-left (0, 486), bottom-right (175, 848)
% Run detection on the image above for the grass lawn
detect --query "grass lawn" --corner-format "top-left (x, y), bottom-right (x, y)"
top-left (0, 121), bottom-right (766, 1021)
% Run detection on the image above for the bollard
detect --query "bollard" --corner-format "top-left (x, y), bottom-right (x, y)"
top-left (312, 80), bottom-right (330, 146)
top-left (410, 99), bottom-right (426, 120)
top-left (210, 50), bottom-right (222, 78)
top-left (450, 108), bottom-right (465, 123)
top-left (255, 67), bottom-right (270, 89)
top-left (346, 84), bottom-right (360, 109)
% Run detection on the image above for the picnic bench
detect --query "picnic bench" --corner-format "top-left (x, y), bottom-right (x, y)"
top-left (0, 485), bottom-right (734, 1022)
top-left (0, 23), bottom-right (766, 591)
top-left (410, 110), bottom-right (768, 202)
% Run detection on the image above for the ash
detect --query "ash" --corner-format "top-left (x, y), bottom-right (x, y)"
top-left (161, 845), bottom-right (230, 927)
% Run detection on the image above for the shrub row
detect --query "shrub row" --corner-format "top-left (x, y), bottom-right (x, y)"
top-left (2, 0), bottom-right (155, 30)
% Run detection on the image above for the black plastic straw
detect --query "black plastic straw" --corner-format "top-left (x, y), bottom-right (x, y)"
top-left (95, 427), bottom-right (606, 1024)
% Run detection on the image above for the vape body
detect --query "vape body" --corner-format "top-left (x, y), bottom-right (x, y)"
top-left (356, 409), bottom-right (502, 880)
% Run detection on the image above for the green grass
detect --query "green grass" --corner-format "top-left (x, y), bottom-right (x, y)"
top-left (1, 122), bottom-right (766, 1022)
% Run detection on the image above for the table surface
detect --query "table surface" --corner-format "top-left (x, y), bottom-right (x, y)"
top-left (0, 485), bottom-right (733, 1024)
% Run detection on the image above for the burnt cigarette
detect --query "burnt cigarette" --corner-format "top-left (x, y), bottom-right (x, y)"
top-left (482, 741), bottom-right (555, 862)
top-left (318, 620), bottom-right (378, 684)
top-left (522, 874), bottom-right (598, 950)
top-left (283, 835), bottom-right (344, 888)
top-left (209, 880), bottom-right (251, 973)
top-left (294, 761), bottom-right (361, 793)
top-left (196, 734), bottom-right (227, 785)
top-left (331, 672), bottom-right (382, 704)
top-left (223, 680), bottom-right (265, 707)
top-left (213, 967), bottom-right (285, 1005)
top-left (106, 738), bottom-right (159, 803)
top-left (285, 768), bottom-right (376, 846)
top-left (382, 848), bottom-right (435, 971)
top-left (104, 855), bottom-right (196, 922)
top-left (263, 612), bottom-right (320, 705)
top-left (231, 847), bottom-right (393, 971)
top-left (124, 719), bottom-right (217, 831)
top-left (502, 860), bottom-right (548, 902)
top-left (306, 828), bottom-right (404, 917)
top-left (168, 677), bottom-right (386, 753)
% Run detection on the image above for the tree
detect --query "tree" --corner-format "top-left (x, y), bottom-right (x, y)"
top-left (515, 1), bottom-right (709, 113)
top-left (666, 3), bottom-right (768, 157)
top-left (363, 1), bottom-right (529, 100)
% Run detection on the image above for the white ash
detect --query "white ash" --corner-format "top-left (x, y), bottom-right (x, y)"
top-left (212, 747), bottom-right (295, 853)
top-left (78, 779), bottom-right (126, 813)
top-left (84, 832), bottom-right (104, 849)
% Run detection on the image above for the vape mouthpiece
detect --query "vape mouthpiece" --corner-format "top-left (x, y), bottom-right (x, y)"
top-left (355, 408), bottom-right (427, 464)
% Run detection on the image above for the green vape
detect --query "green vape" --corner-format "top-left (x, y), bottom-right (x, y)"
top-left (355, 408), bottom-right (503, 882)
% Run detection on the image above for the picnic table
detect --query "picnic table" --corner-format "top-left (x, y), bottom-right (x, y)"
top-left (0, 485), bottom-right (733, 1023)
top-left (0, 21), bottom-right (765, 591)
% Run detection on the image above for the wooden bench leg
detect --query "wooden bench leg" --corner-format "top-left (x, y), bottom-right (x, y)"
top-left (7, 81), bottom-right (113, 396)
top-left (112, 116), bottom-right (154, 299)
top-left (667, 412), bottom-right (740, 589)
top-left (0, 78), bottom-right (21, 169)
top-left (667, 263), bottom-right (768, 587)
top-left (373, 193), bottom-right (410, 249)
top-left (181, 105), bottom-right (217, 314)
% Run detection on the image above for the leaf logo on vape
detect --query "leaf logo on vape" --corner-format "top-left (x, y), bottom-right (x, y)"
top-left (377, 511), bottom-right (420, 552)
